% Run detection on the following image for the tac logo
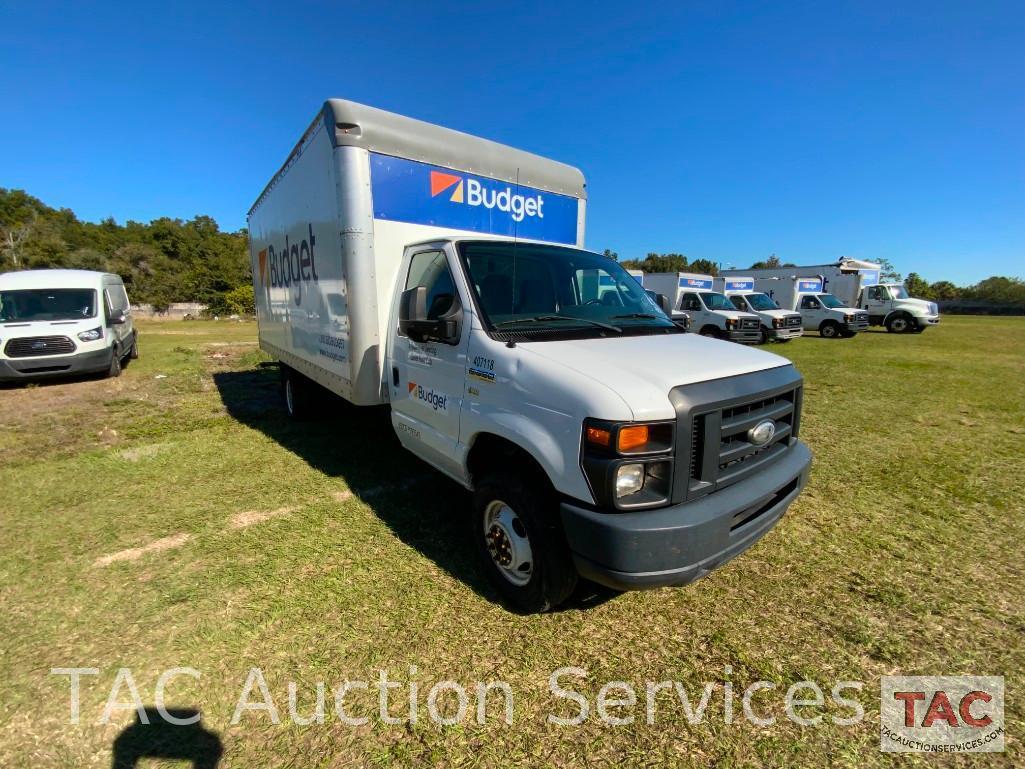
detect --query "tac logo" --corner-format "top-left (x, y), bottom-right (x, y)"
top-left (880, 676), bottom-right (1004, 753)
top-left (408, 381), bottom-right (448, 411)
top-left (429, 170), bottom-right (544, 223)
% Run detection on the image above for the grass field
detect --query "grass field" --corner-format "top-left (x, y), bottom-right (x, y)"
top-left (1, 317), bottom-right (1022, 767)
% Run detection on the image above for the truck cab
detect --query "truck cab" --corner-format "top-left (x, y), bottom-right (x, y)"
top-left (645, 273), bottom-right (761, 343)
top-left (860, 283), bottom-right (940, 333)
top-left (716, 277), bottom-right (803, 344)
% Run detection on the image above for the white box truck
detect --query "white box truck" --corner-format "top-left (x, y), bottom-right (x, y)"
top-left (0, 269), bottom-right (137, 381)
top-left (714, 276), bottom-right (804, 344)
top-left (643, 272), bottom-right (762, 343)
top-left (628, 269), bottom-right (692, 331)
top-left (248, 99), bottom-right (812, 611)
top-left (741, 275), bottom-right (869, 338)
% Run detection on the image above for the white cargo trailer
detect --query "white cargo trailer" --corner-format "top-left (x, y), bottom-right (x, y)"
top-left (248, 99), bottom-right (811, 611)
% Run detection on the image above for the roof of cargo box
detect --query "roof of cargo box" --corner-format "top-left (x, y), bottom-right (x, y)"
top-left (249, 99), bottom-right (586, 215)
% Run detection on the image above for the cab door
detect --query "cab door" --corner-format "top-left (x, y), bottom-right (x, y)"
top-left (104, 282), bottom-right (132, 349)
top-left (680, 292), bottom-right (706, 327)
top-left (863, 284), bottom-right (890, 320)
top-left (386, 247), bottom-right (470, 481)
top-left (798, 295), bottom-right (824, 331)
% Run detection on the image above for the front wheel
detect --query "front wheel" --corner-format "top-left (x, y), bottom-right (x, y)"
top-left (129, 333), bottom-right (139, 359)
top-left (886, 314), bottom-right (914, 333)
top-left (699, 326), bottom-right (722, 339)
top-left (759, 327), bottom-right (770, 345)
top-left (107, 346), bottom-right (122, 378)
top-left (472, 471), bottom-right (577, 613)
top-left (819, 321), bottom-right (841, 339)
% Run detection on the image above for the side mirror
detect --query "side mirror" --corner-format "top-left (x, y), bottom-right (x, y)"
top-left (109, 310), bottom-right (127, 325)
top-left (655, 293), bottom-right (672, 315)
top-left (399, 286), bottom-right (461, 345)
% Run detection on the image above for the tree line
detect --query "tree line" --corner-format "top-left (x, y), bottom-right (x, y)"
top-left (0, 188), bottom-right (253, 315)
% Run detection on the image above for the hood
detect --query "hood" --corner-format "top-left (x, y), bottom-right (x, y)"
top-left (711, 309), bottom-right (758, 320)
top-left (895, 297), bottom-right (937, 314)
top-left (518, 332), bottom-right (792, 421)
top-left (1, 317), bottom-right (101, 337)
top-left (756, 308), bottom-right (798, 319)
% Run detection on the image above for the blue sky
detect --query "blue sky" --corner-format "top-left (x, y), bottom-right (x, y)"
top-left (1, 1), bottom-right (1021, 284)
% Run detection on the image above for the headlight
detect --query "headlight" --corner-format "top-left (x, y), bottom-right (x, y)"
top-left (773, 317), bottom-right (784, 328)
top-left (844, 314), bottom-right (855, 322)
top-left (582, 420), bottom-right (675, 509)
top-left (615, 464), bottom-right (645, 498)
top-left (77, 327), bottom-right (103, 342)
top-left (725, 318), bottom-right (737, 329)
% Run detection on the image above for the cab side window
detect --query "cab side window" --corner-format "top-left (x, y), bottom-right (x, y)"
top-left (800, 296), bottom-right (820, 310)
top-left (681, 293), bottom-right (702, 311)
top-left (868, 286), bottom-right (886, 301)
top-left (405, 251), bottom-right (456, 321)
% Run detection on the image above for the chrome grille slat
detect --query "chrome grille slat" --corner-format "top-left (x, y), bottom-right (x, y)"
top-left (4, 335), bottom-right (76, 358)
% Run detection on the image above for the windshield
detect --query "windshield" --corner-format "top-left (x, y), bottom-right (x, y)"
top-left (699, 292), bottom-right (737, 311)
top-left (744, 293), bottom-right (779, 311)
top-left (889, 285), bottom-right (909, 299)
top-left (458, 242), bottom-right (677, 337)
top-left (818, 293), bottom-right (847, 309)
top-left (0, 288), bottom-right (98, 322)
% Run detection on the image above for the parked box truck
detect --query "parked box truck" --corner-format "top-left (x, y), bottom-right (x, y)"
top-left (714, 276), bottom-right (803, 344)
top-left (643, 273), bottom-right (762, 343)
top-left (248, 99), bottom-right (812, 611)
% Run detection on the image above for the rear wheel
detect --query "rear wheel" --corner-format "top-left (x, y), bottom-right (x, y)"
top-left (472, 471), bottom-right (577, 613)
top-left (129, 333), bottom-right (139, 359)
top-left (281, 366), bottom-right (314, 420)
top-left (819, 321), bottom-right (841, 339)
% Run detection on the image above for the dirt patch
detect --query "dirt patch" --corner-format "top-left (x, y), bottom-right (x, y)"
top-left (229, 506), bottom-right (296, 529)
top-left (94, 533), bottom-right (191, 567)
top-left (117, 443), bottom-right (172, 462)
top-left (332, 490), bottom-right (354, 502)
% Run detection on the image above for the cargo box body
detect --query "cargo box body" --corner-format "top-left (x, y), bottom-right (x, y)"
top-left (248, 99), bottom-right (587, 405)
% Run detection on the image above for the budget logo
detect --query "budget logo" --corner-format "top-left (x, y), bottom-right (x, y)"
top-left (261, 224), bottom-right (319, 306)
top-left (429, 170), bottom-right (544, 223)
top-left (880, 676), bottom-right (1004, 753)
top-left (258, 248), bottom-right (268, 288)
top-left (408, 381), bottom-right (448, 411)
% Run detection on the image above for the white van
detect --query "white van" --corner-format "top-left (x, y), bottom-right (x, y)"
top-left (0, 269), bottom-right (137, 381)
top-left (249, 99), bottom-right (812, 612)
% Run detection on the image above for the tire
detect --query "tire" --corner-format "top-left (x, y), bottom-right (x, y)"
top-left (759, 327), bottom-right (770, 345)
top-left (472, 470), bottom-right (577, 613)
top-left (129, 333), bottom-right (139, 359)
top-left (107, 346), bottom-right (122, 378)
top-left (699, 326), bottom-right (721, 339)
top-left (886, 314), bottom-right (913, 334)
top-left (281, 366), bottom-right (313, 420)
top-left (819, 321), bottom-right (841, 339)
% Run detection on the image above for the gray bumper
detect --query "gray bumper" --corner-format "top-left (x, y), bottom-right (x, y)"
top-left (844, 320), bottom-right (869, 333)
top-left (561, 441), bottom-right (812, 590)
top-left (770, 327), bottom-right (803, 340)
top-left (0, 347), bottom-right (112, 382)
top-left (727, 329), bottom-right (762, 344)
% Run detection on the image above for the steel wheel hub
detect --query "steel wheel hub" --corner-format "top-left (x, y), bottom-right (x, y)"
top-left (483, 500), bottom-right (533, 586)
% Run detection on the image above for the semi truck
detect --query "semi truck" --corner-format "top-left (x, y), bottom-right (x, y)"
top-left (248, 98), bottom-right (812, 612)
top-left (725, 259), bottom-right (939, 333)
top-left (714, 276), bottom-right (803, 344)
top-left (643, 273), bottom-right (762, 343)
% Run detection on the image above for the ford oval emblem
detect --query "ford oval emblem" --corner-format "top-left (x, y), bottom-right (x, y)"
top-left (748, 419), bottom-right (776, 446)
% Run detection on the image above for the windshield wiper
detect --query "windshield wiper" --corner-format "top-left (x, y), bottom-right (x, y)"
top-left (495, 315), bottom-right (622, 333)
top-left (609, 312), bottom-right (660, 320)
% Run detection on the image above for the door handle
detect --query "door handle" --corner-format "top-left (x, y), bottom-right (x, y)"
top-left (392, 366), bottom-right (399, 387)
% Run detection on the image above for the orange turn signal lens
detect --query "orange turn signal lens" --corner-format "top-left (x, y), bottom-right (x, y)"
top-left (617, 425), bottom-right (650, 452)
top-left (586, 426), bottom-right (611, 447)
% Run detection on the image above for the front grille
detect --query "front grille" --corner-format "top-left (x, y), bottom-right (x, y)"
top-left (785, 315), bottom-right (802, 327)
top-left (4, 335), bottom-right (76, 358)
top-left (740, 317), bottom-right (759, 330)
top-left (670, 366), bottom-right (803, 503)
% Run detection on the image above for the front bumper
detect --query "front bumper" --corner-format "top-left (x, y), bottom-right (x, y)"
top-left (0, 347), bottom-right (113, 382)
top-left (561, 441), bottom-right (812, 590)
top-left (727, 328), bottom-right (762, 344)
top-left (844, 320), bottom-right (869, 333)
top-left (770, 326), bottom-right (803, 340)
top-left (917, 315), bottom-right (940, 326)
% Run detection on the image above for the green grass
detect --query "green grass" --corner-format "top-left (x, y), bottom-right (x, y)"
top-left (1, 317), bottom-right (1022, 767)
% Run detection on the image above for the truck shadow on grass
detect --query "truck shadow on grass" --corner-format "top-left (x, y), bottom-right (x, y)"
top-left (111, 708), bottom-right (222, 768)
top-left (212, 366), bottom-right (616, 613)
